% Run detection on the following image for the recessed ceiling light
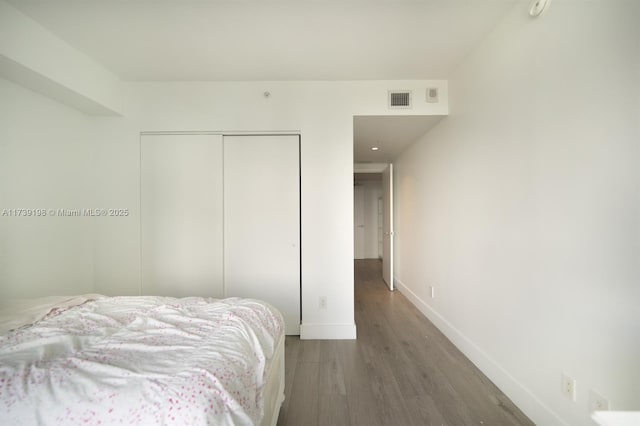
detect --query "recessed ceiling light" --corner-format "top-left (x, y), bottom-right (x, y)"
top-left (371, 147), bottom-right (379, 151)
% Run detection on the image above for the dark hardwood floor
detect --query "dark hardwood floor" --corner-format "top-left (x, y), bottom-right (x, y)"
top-left (276, 259), bottom-right (534, 426)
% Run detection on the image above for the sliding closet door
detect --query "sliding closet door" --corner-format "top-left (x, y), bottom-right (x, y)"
top-left (224, 135), bottom-right (300, 334)
top-left (141, 134), bottom-right (224, 297)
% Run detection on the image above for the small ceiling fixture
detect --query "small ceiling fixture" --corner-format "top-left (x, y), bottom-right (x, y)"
top-left (529, 0), bottom-right (551, 17)
top-left (371, 147), bottom-right (379, 151)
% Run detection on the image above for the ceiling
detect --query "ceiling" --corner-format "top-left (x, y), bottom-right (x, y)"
top-left (8, 0), bottom-right (515, 162)
top-left (9, 0), bottom-right (516, 82)
top-left (354, 115), bottom-right (444, 163)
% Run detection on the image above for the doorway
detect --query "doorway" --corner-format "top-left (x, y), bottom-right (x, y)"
top-left (353, 166), bottom-right (393, 291)
top-left (353, 174), bottom-right (381, 260)
top-left (353, 115), bottom-right (445, 292)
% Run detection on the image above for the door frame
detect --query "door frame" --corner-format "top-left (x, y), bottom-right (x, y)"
top-left (382, 163), bottom-right (394, 290)
top-left (354, 183), bottom-right (366, 259)
top-left (353, 162), bottom-right (394, 290)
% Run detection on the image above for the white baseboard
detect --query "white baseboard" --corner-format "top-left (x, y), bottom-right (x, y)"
top-left (394, 277), bottom-right (565, 426)
top-left (300, 322), bottom-right (357, 340)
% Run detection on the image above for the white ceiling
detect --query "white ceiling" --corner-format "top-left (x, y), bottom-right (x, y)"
top-left (9, 0), bottom-right (516, 82)
top-left (354, 115), bottom-right (444, 163)
top-left (8, 0), bottom-right (515, 162)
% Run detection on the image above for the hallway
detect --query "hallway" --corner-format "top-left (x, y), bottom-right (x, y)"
top-left (277, 259), bottom-right (533, 426)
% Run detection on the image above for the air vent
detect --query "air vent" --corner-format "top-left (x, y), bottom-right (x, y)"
top-left (388, 90), bottom-right (412, 109)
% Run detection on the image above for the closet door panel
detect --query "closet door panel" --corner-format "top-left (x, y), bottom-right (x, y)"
top-left (224, 135), bottom-right (300, 334)
top-left (141, 134), bottom-right (224, 297)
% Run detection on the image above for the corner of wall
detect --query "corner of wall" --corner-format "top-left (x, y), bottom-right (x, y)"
top-left (0, 0), bottom-right (124, 116)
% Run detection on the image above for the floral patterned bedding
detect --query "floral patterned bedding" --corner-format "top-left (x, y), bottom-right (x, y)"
top-left (0, 296), bottom-right (284, 425)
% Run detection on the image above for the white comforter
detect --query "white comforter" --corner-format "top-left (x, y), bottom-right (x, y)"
top-left (0, 296), bottom-right (284, 426)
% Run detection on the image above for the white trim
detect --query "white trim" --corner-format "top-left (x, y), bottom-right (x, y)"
top-left (300, 322), bottom-right (357, 340)
top-left (388, 163), bottom-right (393, 291)
top-left (592, 411), bottom-right (640, 426)
top-left (394, 277), bottom-right (566, 426)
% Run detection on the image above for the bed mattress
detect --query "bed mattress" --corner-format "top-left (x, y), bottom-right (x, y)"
top-left (0, 295), bottom-right (284, 426)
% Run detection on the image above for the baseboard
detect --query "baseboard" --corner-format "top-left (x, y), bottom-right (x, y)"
top-left (394, 277), bottom-right (565, 426)
top-left (300, 322), bottom-right (357, 340)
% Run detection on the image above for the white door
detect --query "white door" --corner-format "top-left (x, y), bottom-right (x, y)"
top-left (354, 184), bottom-right (365, 259)
top-left (382, 164), bottom-right (394, 290)
top-left (223, 135), bottom-right (301, 335)
top-left (141, 134), bottom-right (224, 297)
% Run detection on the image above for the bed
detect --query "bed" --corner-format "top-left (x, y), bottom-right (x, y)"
top-left (0, 295), bottom-right (285, 426)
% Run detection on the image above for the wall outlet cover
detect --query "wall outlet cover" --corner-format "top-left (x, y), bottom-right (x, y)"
top-left (562, 373), bottom-right (576, 402)
top-left (589, 390), bottom-right (610, 413)
top-left (319, 296), bottom-right (327, 309)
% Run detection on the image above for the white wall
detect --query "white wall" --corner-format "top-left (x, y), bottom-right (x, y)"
top-left (87, 80), bottom-right (447, 339)
top-left (0, 78), bottom-right (94, 297)
top-left (0, 0), bottom-right (452, 340)
top-left (394, 1), bottom-right (640, 425)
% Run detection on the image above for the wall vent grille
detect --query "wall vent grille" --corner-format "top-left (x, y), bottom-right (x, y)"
top-left (388, 90), bottom-right (412, 109)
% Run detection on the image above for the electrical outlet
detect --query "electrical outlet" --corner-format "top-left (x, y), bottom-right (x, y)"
top-left (589, 390), bottom-right (610, 413)
top-left (319, 296), bottom-right (327, 309)
top-left (561, 373), bottom-right (576, 401)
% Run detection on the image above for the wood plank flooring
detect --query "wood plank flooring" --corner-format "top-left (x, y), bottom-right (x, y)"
top-left (276, 259), bottom-right (534, 426)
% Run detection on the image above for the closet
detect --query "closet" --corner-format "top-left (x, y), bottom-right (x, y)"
top-left (141, 134), bottom-right (300, 334)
